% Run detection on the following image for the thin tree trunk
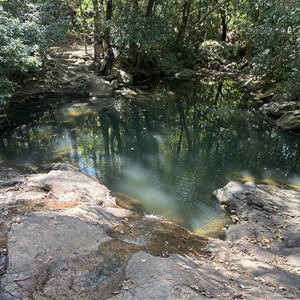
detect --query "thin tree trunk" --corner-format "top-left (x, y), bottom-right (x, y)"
top-left (220, 8), bottom-right (227, 41)
top-left (129, 0), bottom-right (140, 70)
top-left (145, 0), bottom-right (155, 17)
top-left (176, 0), bottom-right (192, 43)
top-left (105, 0), bottom-right (113, 43)
top-left (79, 0), bottom-right (88, 54)
top-left (92, 0), bottom-right (103, 74)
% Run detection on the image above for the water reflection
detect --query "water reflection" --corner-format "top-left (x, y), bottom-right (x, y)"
top-left (1, 78), bottom-right (300, 236)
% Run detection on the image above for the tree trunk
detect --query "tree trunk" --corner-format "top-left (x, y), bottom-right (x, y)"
top-left (92, 0), bottom-right (103, 74)
top-left (129, 0), bottom-right (140, 70)
top-left (98, 42), bottom-right (115, 76)
top-left (220, 8), bottom-right (227, 41)
top-left (105, 0), bottom-right (113, 43)
top-left (145, 0), bottom-right (155, 17)
top-left (176, 0), bottom-right (192, 44)
top-left (79, 0), bottom-right (88, 54)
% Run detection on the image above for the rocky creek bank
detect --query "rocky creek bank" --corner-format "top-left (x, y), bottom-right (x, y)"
top-left (260, 101), bottom-right (300, 131)
top-left (0, 165), bottom-right (299, 299)
top-left (11, 45), bottom-right (133, 105)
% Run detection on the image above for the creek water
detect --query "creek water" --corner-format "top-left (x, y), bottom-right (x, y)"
top-left (1, 78), bottom-right (300, 236)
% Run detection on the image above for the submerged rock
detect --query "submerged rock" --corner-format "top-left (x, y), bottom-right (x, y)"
top-left (114, 192), bottom-right (145, 214)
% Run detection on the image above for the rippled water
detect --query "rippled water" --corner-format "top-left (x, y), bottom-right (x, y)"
top-left (1, 78), bottom-right (300, 236)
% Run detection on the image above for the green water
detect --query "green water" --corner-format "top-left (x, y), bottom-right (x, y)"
top-left (1, 78), bottom-right (300, 234)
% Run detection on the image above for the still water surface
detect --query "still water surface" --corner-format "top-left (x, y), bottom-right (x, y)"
top-left (1, 79), bottom-right (300, 235)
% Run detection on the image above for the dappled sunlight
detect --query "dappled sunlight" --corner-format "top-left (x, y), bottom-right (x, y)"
top-left (60, 103), bottom-right (93, 119)
top-left (233, 169), bottom-right (300, 192)
top-left (192, 215), bottom-right (231, 238)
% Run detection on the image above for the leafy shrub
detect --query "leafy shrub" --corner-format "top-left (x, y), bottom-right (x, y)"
top-left (0, 1), bottom-right (71, 113)
top-left (249, 1), bottom-right (300, 98)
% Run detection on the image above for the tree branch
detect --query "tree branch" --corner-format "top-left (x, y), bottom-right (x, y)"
top-left (197, 0), bottom-right (232, 25)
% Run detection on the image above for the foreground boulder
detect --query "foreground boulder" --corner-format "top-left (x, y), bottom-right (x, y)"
top-left (0, 166), bottom-right (207, 299)
top-left (0, 167), bottom-right (299, 299)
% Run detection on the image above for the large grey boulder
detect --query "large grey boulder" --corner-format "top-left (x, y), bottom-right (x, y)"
top-left (117, 70), bottom-right (133, 86)
top-left (85, 74), bottom-right (113, 98)
top-left (0, 168), bottom-right (133, 299)
top-left (276, 110), bottom-right (300, 130)
top-left (260, 101), bottom-right (300, 116)
top-left (214, 182), bottom-right (300, 286)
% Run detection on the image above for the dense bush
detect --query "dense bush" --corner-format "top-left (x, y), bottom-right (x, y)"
top-left (0, 11), bottom-right (41, 109)
top-left (0, 0), bottom-right (70, 110)
top-left (246, 1), bottom-right (300, 98)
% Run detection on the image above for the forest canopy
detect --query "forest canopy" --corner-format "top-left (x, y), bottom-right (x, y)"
top-left (0, 0), bottom-right (299, 110)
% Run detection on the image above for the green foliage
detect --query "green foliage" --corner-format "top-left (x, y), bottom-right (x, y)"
top-left (0, 11), bottom-right (41, 109)
top-left (110, 2), bottom-right (179, 74)
top-left (0, 76), bottom-right (16, 109)
top-left (40, 0), bottom-right (71, 45)
top-left (0, 11), bottom-right (42, 75)
top-left (200, 40), bottom-right (229, 64)
top-left (0, 0), bottom-right (71, 113)
top-left (1, 0), bottom-right (299, 103)
top-left (245, 1), bottom-right (300, 98)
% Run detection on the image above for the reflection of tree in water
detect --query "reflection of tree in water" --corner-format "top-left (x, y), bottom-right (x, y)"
top-left (64, 80), bottom-right (300, 227)
top-left (1, 79), bottom-right (300, 226)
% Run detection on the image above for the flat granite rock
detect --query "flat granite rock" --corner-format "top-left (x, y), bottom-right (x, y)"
top-left (28, 169), bottom-right (114, 206)
top-left (1, 169), bottom-right (300, 299)
top-left (1, 211), bottom-right (117, 299)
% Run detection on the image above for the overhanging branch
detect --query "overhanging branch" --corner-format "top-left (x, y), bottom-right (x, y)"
top-left (197, 0), bottom-right (232, 26)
